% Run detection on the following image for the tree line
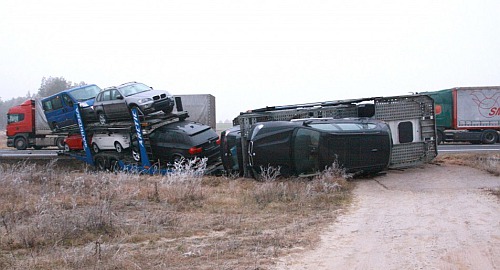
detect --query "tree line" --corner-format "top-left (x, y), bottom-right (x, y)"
top-left (0, 77), bottom-right (86, 130)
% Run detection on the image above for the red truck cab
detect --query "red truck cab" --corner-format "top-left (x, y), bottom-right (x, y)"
top-left (7, 100), bottom-right (65, 150)
top-left (6, 100), bottom-right (35, 149)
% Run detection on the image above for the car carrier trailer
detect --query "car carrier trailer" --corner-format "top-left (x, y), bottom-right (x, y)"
top-left (68, 105), bottom-right (222, 175)
top-left (234, 94), bottom-right (438, 177)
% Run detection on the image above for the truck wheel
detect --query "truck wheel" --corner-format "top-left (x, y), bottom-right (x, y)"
top-left (481, 130), bottom-right (498, 144)
top-left (56, 137), bottom-right (65, 149)
top-left (98, 113), bottom-right (107, 125)
top-left (114, 142), bottom-right (123, 153)
top-left (14, 137), bottom-right (27, 150)
top-left (92, 143), bottom-right (100, 153)
top-left (436, 130), bottom-right (444, 145)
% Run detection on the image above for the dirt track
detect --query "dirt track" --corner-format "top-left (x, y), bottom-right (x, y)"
top-left (276, 163), bottom-right (500, 269)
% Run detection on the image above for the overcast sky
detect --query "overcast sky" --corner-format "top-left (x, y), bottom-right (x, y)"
top-left (1, 0), bottom-right (499, 121)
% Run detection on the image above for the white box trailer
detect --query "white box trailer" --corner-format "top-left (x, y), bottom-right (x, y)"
top-left (173, 94), bottom-right (216, 129)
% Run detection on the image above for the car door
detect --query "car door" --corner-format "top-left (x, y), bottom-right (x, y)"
top-left (42, 95), bottom-right (66, 129)
top-left (113, 89), bottom-right (130, 119)
top-left (61, 93), bottom-right (76, 127)
top-left (107, 89), bottom-right (129, 120)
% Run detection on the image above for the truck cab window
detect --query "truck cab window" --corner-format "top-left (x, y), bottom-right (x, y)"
top-left (7, 113), bottom-right (24, 123)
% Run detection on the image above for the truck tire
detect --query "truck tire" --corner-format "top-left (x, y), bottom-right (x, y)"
top-left (437, 130), bottom-right (444, 145)
top-left (14, 137), bottom-right (27, 150)
top-left (481, 130), bottom-right (498, 144)
top-left (56, 137), bottom-right (65, 150)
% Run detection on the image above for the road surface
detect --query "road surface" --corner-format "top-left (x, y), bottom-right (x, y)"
top-left (276, 163), bottom-right (500, 269)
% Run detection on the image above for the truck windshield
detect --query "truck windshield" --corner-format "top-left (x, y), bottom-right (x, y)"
top-left (7, 113), bottom-right (24, 124)
top-left (68, 85), bottom-right (102, 101)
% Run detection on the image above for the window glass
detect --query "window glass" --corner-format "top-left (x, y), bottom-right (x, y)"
top-left (120, 83), bottom-right (150, 96)
top-left (62, 94), bottom-right (74, 107)
top-left (398, 121), bottom-right (414, 143)
top-left (43, 100), bottom-right (53, 111)
top-left (51, 96), bottom-right (63, 110)
top-left (101, 91), bottom-right (111, 101)
top-left (7, 113), bottom-right (24, 123)
top-left (68, 85), bottom-right (101, 101)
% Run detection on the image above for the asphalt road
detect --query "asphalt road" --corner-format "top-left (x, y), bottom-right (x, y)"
top-left (0, 144), bottom-right (498, 160)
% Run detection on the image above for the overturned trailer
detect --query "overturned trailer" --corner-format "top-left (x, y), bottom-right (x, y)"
top-left (234, 94), bottom-right (438, 177)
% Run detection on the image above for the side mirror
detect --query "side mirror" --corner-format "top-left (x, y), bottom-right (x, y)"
top-left (116, 94), bottom-right (123, 100)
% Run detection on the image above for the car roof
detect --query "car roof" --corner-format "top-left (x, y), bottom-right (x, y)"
top-left (41, 84), bottom-right (100, 100)
top-left (102, 82), bottom-right (147, 90)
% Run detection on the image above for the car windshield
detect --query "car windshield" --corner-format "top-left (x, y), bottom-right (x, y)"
top-left (119, 83), bottom-right (151, 97)
top-left (68, 85), bottom-right (102, 101)
top-left (308, 122), bottom-right (377, 131)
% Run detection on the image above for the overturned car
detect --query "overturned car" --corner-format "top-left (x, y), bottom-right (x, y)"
top-left (234, 118), bottom-right (392, 178)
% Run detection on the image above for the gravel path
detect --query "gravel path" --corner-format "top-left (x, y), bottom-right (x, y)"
top-left (276, 163), bottom-right (500, 270)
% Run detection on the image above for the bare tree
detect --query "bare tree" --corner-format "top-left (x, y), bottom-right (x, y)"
top-left (37, 76), bottom-right (86, 97)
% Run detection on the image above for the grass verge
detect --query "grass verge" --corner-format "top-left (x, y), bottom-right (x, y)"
top-left (0, 161), bottom-right (352, 269)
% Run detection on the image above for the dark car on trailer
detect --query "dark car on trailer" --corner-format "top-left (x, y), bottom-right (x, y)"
top-left (93, 82), bottom-right (175, 124)
top-left (147, 120), bottom-right (221, 167)
top-left (246, 118), bottom-right (392, 178)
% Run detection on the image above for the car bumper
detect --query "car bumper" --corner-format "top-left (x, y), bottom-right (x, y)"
top-left (140, 99), bottom-right (174, 113)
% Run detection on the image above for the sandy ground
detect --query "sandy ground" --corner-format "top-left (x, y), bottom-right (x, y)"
top-left (276, 163), bottom-right (500, 270)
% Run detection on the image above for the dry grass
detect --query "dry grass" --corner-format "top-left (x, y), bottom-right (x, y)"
top-left (435, 153), bottom-right (500, 200)
top-left (435, 153), bottom-right (500, 176)
top-left (0, 161), bottom-right (352, 269)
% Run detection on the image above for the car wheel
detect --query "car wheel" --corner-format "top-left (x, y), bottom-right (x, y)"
top-left (92, 143), bottom-right (100, 153)
top-left (98, 113), bottom-right (107, 125)
top-left (162, 107), bottom-right (173, 114)
top-left (14, 137), bottom-right (27, 150)
top-left (114, 142), bottom-right (123, 153)
top-left (132, 149), bottom-right (141, 162)
top-left (64, 143), bottom-right (70, 152)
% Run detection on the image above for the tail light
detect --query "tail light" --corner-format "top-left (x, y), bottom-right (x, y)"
top-left (189, 146), bottom-right (203, 155)
top-left (216, 138), bottom-right (221, 145)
